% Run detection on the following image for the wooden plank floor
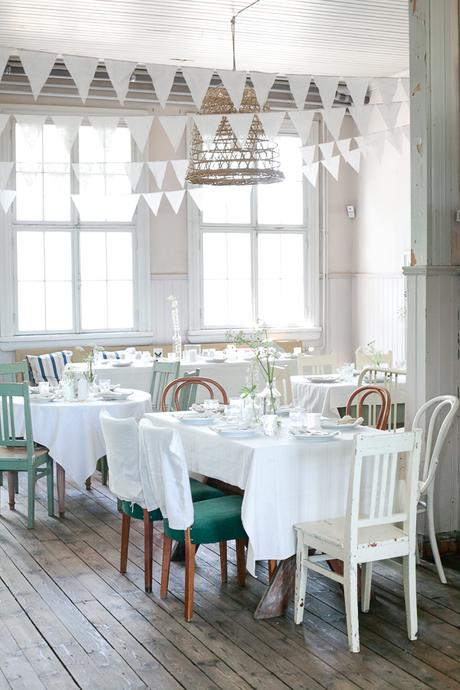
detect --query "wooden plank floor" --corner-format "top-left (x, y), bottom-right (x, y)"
top-left (0, 476), bottom-right (460, 690)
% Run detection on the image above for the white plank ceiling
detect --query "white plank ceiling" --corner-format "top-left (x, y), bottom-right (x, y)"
top-left (0, 0), bottom-right (408, 77)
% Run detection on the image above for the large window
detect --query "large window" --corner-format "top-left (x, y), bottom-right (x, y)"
top-left (192, 134), bottom-right (316, 333)
top-left (13, 121), bottom-right (136, 334)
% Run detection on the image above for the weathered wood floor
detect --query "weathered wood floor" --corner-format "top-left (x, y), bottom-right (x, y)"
top-left (0, 475), bottom-right (460, 690)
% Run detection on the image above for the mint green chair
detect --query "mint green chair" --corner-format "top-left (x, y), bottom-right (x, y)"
top-left (150, 361), bottom-right (181, 411)
top-left (0, 377), bottom-right (54, 528)
top-left (0, 362), bottom-right (29, 493)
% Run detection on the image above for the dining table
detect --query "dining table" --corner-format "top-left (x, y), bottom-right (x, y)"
top-left (146, 411), bottom-right (386, 619)
top-left (13, 389), bottom-right (151, 515)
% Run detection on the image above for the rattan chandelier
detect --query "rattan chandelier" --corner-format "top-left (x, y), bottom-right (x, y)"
top-left (186, 1), bottom-right (285, 186)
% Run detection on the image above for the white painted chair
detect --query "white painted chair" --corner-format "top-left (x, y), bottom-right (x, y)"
top-left (412, 395), bottom-right (459, 584)
top-left (294, 430), bottom-right (422, 653)
top-left (274, 365), bottom-right (292, 406)
top-left (297, 353), bottom-right (338, 376)
top-left (358, 367), bottom-right (406, 430)
top-left (355, 347), bottom-right (393, 371)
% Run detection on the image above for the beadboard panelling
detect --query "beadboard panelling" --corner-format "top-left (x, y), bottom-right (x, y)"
top-left (151, 274), bottom-right (188, 344)
top-left (351, 273), bottom-right (406, 365)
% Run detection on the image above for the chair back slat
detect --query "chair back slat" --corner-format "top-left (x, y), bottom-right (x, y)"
top-left (177, 369), bottom-right (200, 410)
top-left (0, 362), bottom-right (29, 383)
top-left (297, 353), bottom-right (337, 376)
top-left (274, 365), bottom-right (292, 406)
top-left (0, 381), bottom-right (34, 455)
top-left (161, 376), bottom-right (229, 412)
top-left (150, 361), bottom-right (180, 411)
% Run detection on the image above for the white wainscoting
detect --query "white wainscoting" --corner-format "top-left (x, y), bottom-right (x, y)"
top-left (151, 273), bottom-right (189, 343)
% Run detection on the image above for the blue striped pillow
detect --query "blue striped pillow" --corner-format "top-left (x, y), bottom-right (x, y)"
top-left (27, 351), bottom-right (73, 386)
top-left (100, 350), bottom-right (125, 360)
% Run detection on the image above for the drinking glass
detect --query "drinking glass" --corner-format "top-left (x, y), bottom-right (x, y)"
top-left (99, 379), bottom-right (111, 392)
top-left (203, 398), bottom-right (220, 412)
top-left (289, 407), bottom-right (304, 428)
top-left (305, 412), bottom-right (322, 431)
top-left (261, 414), bottom-right (278, 436)
top-left (38, 381), bottom-right (50, 395)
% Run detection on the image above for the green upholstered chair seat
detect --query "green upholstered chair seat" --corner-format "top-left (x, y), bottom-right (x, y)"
top-left (164, 494), bottom-right (247, 545)
top-left (121, 479), bottom-right (225, 522)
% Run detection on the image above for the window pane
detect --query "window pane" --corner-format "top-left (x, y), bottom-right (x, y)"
top-left (79, 125), bottom-right (105, 163)
top-left (44, 232), bottom-right (72, 281)
top-left (43, 171), bottom-right (71, 221)
top-left (45, 281), bottom-right (73, 330)
top-left (107, 280), bottom-right (133, 328)
top-left (17, 232), bottom-right (44, 281)
top-left (257, 233), bottom-right (305, 326)
top-left (201, 186), bottom-right (251, 224)
top-left (43, 124), bottom-right (69, 163)
top-left (257, 136), bottom-right (304, 225)
top-left (17, 281), bottom-right (45, 331)
top-left (107, 233), bottom-right (132, 280)
top-left (16, 172), bottom-right (43, 221)
top-left (81, 281), bottom-right (107, 330)
top-left (80, 232), bottom-right (107, 281)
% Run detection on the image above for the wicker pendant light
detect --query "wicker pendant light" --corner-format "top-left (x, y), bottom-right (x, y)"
top-left (186, 1), bottom-right (285, 186)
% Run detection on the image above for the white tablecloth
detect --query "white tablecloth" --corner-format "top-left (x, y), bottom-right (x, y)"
top-left (291, 375), bottom-right (407, 417)
top-left (95, 357), bottom-right (298, 400)
top-left (13, 391), bottom-right (151, 485)
top-left (146, 412), bottom-right (382, 575)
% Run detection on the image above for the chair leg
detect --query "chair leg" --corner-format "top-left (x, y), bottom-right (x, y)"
top-left (161, 534), bottom-right (173, 599)
top-left (7, 472), bottom-right (16, 510)
top-left (361, 563), bottom-right (372, 613)
top-left (46, 459), bottom-right (54, 517)
top-left (235, 539), bottom-right (246, 587)
top-left (143, 510), bottom-right (153, 593)
top-left (184, 530), bottom-right (196, 621)
top-left (426, 494), bottom-right (447, 584)
top-left (268, 560), bottom-right (277, 582)
top-left (14, 472), bottom-right (19, 494)
top-left (85, 477), bottom-right (92, 490)
top-left (27, 470), bottom-right (35, 529)
top-left (343, 559), bottom-right (360, 653)
top-left (0, 470), bottom-right (3, 487)
top-left (120, 513), bottom-right (130, 574)
top-left (403, 553), bottom-right (418, 640)
top-left (56, 464), bottom-right (66, 517)
top-left (100, 456), bottom-right (109, 486)
top-left (219, 542), bottom-right (228, 584)
top-left (294, 542), bottom-right (309, 624)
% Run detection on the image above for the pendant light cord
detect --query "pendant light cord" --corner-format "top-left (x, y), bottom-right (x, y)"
top-left (231, 0), bottom-right (261, 70)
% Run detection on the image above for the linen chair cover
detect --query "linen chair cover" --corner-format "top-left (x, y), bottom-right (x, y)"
top-left (99, 411), bottom-right (145, 505)
top-left (139, 417), bottom-right (194, 530)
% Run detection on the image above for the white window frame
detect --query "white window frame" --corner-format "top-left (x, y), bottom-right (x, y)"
top-left (0, 105), bottom-right (152, 350)
top-left (187, 122), bottom-right (322, 343)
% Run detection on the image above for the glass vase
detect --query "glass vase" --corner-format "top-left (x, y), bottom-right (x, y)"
top-left (172, 332), bottom-right (182, 360)
top-left (257, 380), bottom-right (281, 415)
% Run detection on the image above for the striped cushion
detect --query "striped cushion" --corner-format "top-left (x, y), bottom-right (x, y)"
top-left (101, 350), bottom-right (125, 360)
top-left (26, 351), bottom-right (73, 385)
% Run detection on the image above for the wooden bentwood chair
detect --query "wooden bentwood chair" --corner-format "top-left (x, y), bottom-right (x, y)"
top-left (161, 376), bottom-right (229, 411)
top-left (345, 385), bottom-right (392, 430)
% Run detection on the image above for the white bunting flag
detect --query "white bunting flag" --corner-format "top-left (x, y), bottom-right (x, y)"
top-left (378, 103), bottom-right (402, 131)
top-left (143, 191), bottom-right (163, 216)
top-left (124, 162), bottom-right (144, 190)
top-left (321, 155), bottom-right (341, 180)
top-left (124, 115), bottom-right (154, 152)
top-left (322, 107), bottom-right (346, 140)
top-left (0, 47), bottom-right (10, 78)
top-left (188, 187), bottom-right (205, 211)
top-left (300, 144), bottom-right (316, 165)
top-left (336, 138), bottom-right (351, 158)
top-left (227, 113), bottom-right (254, 146)
top-left (146, 64), bottom-right (177, 108)
top-left (104, 59), bottom-right (136, 104)
top-left (158, 115), bottom-right (187, 151)
top-left (18, 50), bottom-right (56, 99)
top-left (375, 77), bottom-right (398, 104)
top-left (390, 127), bottom-right (407, 155)
top-left (398, 77), bottom-right (410, 102)
top-left (258, 112), bottom-right (285, 139)
top-left (367, 131), bottom-right (387, 162)
top-left (354, 135), bottom-right (370, 158)
top-left (165, 189), bottom-right (185, 214)
top-left (345, 77), bottom-right (369, 106)
top-left (319, 141), bottom-right (335, 159)
top-left (0, 190), bottom-right (15, 213)
top-left (0, 162), bottom-right (13, 187)
top-left (344, 147), bottom-right (361, 172)
top-left (397, 101), bottom-right (410, 128)
top-left (313, 76), bottom-right (339, 110)
top-left (63, 54), bottom-right (98, 102)
top-left (52, 115), bottom-right (83, 152)
top-left (15, 114), bottom-right (47, 150)
top-left (88, 116), bottom-right (120, 148)
top-left (349, 105), bottom-right (374, 136)
top-left (219, 69), bottom-right (247, 109)
top-left (192, 114), bottom-right (221, 143)
top-left (302, 161), bottom-right (319, 187)
top-left (287, 74), bottom-right (311, 110)
top-left (0, 114), bottom-right (9, 138)
top-left (182, 67), bottom-right (213, 108)
top-left (288, 110), bottom-right (315, 145)
top-left (147, 161), bottom-right (168, 188)
top-left (170, 159), bottom-right (189, 187)
top-left (250, 71), bottom-right (276, 107)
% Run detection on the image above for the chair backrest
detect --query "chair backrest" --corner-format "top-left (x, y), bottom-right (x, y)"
top-left (177, 369), bottom-right (201, 410)
top-left (345, 430), bottom-right (422, 551)
top-left (355, 347), bottom-right (393, 371)
top-left (161, 376), bottom-right (229, 411)
top-left (26, 351), bottom-right (73, 385)
top-left (274, 365), bottom-right (292, 406)
top-left (150, 361), bottom-right (180, 411)
top-left (0, 381), bottom-right (34, 457)
top-left (139, 417), bottom-right (194, 530)
top-left (412, 395), bottom-right (459, 497)
top-left (358, 367), bottom-right (406, 430)
top-left (99, 411), bottom-right (144, 504)
top-left (297, 353), bottom-right (337, 376)
top-left (0, 362), bottom-right (29, 383)
top-left (346, 385), bottom-right (391, 430)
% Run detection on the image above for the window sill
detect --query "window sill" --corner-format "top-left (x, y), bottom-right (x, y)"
top-left (0, 331), bottom-right (154, 352)
top-left (187, 327), bottom-right (322, 344)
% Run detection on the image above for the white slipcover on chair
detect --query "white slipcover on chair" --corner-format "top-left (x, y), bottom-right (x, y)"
top-left (99, 411), bottom-right (144, 505)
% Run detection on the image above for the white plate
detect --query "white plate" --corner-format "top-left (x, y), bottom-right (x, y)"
top-left (111, 361), bottom-right (132, 368)
top-left (305, 374), bottom-right (342, 383)
top-left (180, 416), bottom-right (216, 426)
top-left (31, 395), bottom-right (56, 404)
top-left (214, 427), bottom-right (258, 438)
top-left (205, 358), bottom-right (227, 364)
top-left (321, 419), bottom-right (363, 430)
top-left (289, 430), bottom-right (339, 442)
top-left (99, 391), bottom-right (132, 401)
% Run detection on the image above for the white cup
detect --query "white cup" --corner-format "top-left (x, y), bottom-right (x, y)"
top-left (306, 412), bottom-right (322, 431)
top-left (38, 381), bottom-right (50, 395)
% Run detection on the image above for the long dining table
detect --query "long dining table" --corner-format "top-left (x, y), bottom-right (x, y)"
top-left (146, 411), bottom-right (384, 618)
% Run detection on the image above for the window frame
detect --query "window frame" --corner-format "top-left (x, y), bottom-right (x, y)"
top-left (187, 123), bottom-right (322, 342)
top-left (0, 106), bottom-right (152, 348)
